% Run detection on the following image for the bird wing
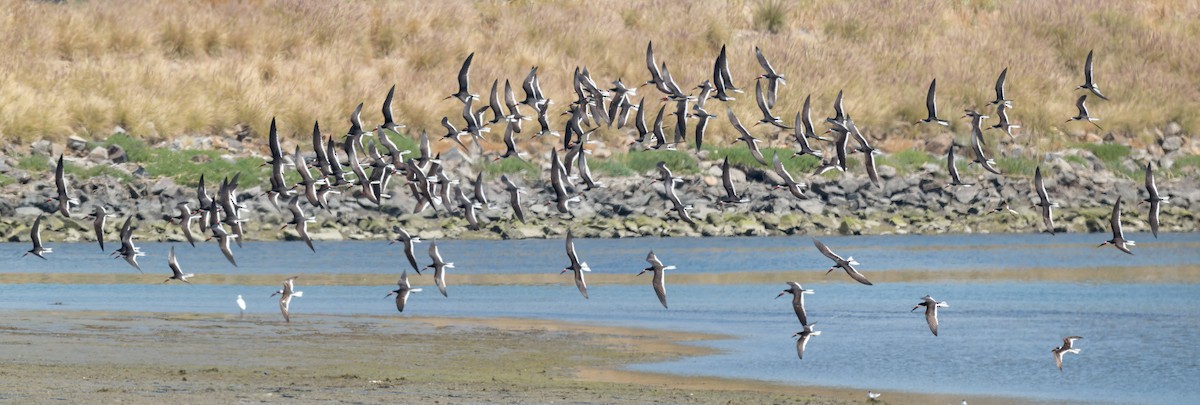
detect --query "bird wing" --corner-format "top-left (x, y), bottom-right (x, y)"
top-left (995, 68), bottom-right (1008, 100)
top-left (220, 235), bottom-right (238, 267)
top-left (350, 102), bottom-right (364, 135)
top-left (754, 46), bottom-right (776, 76)
top-left (1149, 199), bottom-right (1160, 238)
top-left (575, 268), bottom-right (589, 299)
top-left (843, 264), bottom-right (874, 286)
top-left (1083, 49), bottom-right (1095, 84)
top-left (926, 305), bottom-right (939, 336)
top-left (1111, 196), bottom-right (1124, 240)
top-left (812, 239), bottom-right (843, 262)
top-left (168, 246), bottom-right (182, 277)
top-left (864, 152), bottom-right (880, 187)
top-left (796, 334), bottom-right (809, 359)
top-left (382, 84), bottom-right (396, 126)
top-left (31, 215), bottom-right (44, 248)
top-left (832, 90), bottom-right (845, 120)
top-left (1145, 162), bottom-right (1159, 199)
top-left (55, 155), bottom-right (68, 197)
top-left (1053, 349), bottom-right (1064, 370)
top-left (645, 251), bottom-right (665, 269)
top-left (755, 80), bottom-right (772, 118)
top-left (457, 52), bottom-right (474, 94)
top-left (726, 108), bottom-right (754, 142)
top-left (772, 153), bottom-right (795, 185)
top-left (268, 118), bottom-right (283, 159)
top-left (645, 41), bottom-right (661, 82)
top-left (279, 296), bottom-right (291, 322)
top-left (947, 144), bottom-right (962, 183)
top-left (1075, 95), bottom-right (1088, 117)
top-left (1042, 204), bottom-right (1056, 235)
top-left (794, 296), bottom-right (808, 326)
top-left (925, 79), bottom-right (939, 119)
top-left (653, 270), bottom-right (667, 309)
top-left (721, 158), bottom-right (738, 198)
top-left (1034, 167), bottom-right (1049, 202)
top-left (565, 231), bottom-right (580, 267)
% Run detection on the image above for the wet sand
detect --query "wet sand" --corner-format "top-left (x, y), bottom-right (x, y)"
top-left (0, 310), bottom-right (1016, 404)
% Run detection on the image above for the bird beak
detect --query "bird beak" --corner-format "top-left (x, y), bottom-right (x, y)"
top-left (775, 292), bottom-right (786, 299)
top-left (911, 306), bottom-right (920, 312)
top-left (824, 268), bottom-right (835, 275)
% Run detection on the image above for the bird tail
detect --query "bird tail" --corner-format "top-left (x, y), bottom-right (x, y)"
top-left (410, 288), bottom-right (423, 292)
top-left (663, 265), bottom-right (676, 270)
top-left (445, 263), bottom-right (456, 268)
top-left (846, 256), bottom-right (859, 265)
top-left (580, 262), bottom-right (591, 272)
top-left (293, 291), bottom-right (303, 297)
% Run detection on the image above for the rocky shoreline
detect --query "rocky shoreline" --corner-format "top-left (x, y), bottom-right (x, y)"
top-left (0, 132), bottom-right (1197, 243)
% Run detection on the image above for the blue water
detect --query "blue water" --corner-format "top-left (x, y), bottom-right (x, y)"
top-left (2, 233), bottom-right (1199, 404)
top-left (3, 232), bottom-right (1198, 275)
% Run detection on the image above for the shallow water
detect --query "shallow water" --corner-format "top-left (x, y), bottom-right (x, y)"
top-left (4, 232), bottom-right (1198, 275)
top-left (1, 233), bottom-right (1199, 403)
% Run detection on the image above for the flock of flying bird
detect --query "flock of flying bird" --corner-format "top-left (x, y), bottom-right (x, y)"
top-left (19, 43), bottom-right (1170, 374)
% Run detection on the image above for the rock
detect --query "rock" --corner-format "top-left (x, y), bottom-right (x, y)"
top-left (31, 140), bottom-right (52, 156)
top-left (1162, 136), bottom-right (1184, 152)
top-left (306, 228), bottom-right (344, 241)
top-left (15, 206), bottom-right (43, 217)
top-left (67, 136), bottom-right (89, 151)
top-left (876, 165), bottom-right (897, 179)
top-left (108, 145), bottom-right (127, 163)
top-left (797, 199), bottom-right (825, 215)
top-left (1166, 122), bottom-right (1183, 136)
top-left (88, 147), bottom-right (109, 162)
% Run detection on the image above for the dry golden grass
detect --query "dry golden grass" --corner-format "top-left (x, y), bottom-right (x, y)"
top-left (1, 0), bottom-right (1197, 149)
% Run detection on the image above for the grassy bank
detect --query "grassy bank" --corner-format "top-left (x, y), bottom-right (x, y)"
top-left (0, 0), bottom-right (1197, 149)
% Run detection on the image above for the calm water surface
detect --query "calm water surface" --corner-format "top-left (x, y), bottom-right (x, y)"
top-left (1, 232), bottom-right (1198, 404)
